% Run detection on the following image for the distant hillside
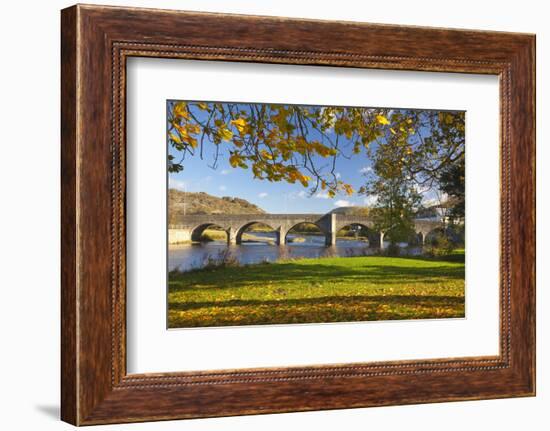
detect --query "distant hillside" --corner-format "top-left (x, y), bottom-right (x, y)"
top-left (169, 189), bottom-right (265, 222)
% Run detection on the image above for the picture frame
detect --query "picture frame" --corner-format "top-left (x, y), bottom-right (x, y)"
top-left (61, 4), bottom-right (535, 425)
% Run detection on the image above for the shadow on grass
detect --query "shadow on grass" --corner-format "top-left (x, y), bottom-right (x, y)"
top-left (170, 294), bottom-right (464, 312)
top-left (169, 261), bottom-right (465, 292)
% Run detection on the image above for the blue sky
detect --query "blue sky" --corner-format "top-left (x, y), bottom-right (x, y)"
top-left (169, 147), bottom-right (376, 214)
top-left (168, 102), bottom-right (437, 214)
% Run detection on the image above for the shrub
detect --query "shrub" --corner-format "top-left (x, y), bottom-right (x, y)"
top-left (424, 233), bottom-right (456, 257)
top-left (200, 249), bottom-right (240, 270)
top-left (384, 242), bottom-right (401, 257)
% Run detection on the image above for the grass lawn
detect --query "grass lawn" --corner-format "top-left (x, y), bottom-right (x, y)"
top-left (168, 251), bottom-right (465, 328)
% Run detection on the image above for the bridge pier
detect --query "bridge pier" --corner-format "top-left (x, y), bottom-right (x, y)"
top-left (168, 227), bottom-right (192, 245)
top-left (325, 231), bottom-right (336, 246)
top-left (417, 232), bottom-right (426, 246)
top-left (276, 228), bottom-right (287, 246)
top-left (227, 228), bottom-right (238, 245)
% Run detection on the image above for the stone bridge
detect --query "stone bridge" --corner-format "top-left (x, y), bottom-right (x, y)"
top-left (169, 213), bottom-right (442, 247)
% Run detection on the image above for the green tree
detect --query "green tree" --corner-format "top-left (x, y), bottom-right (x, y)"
top-left (367, 174), bottom-right (421, 243)
top-left (438, 155), bottom-right (465, 220)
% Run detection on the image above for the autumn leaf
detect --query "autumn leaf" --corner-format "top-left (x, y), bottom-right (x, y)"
top-left (229, 153), bottom-right (241, 168)
top-left (260, 149), bottom-right (273, 160)
top-left (186, 124), bottom-right (201, 134)
top-left (217, 126), bottom-right (233, 141)
top-left (231, 118), bottom-right (248, 134)
top-left (229, 152), bottom-right (248, 169)
top-left (298, 173), bottom-right (311, 187)
top-left (375, 114), bottom-right (390, 125)
top-left (173, 102), bottom-right (189, 120)
top-left (169, 132), bottom-right (182, 144)
top-left (343, 184), bottom-right (354, 196)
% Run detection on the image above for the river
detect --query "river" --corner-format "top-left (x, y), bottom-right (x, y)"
top-left (168, 232), bottom-right (422, 271)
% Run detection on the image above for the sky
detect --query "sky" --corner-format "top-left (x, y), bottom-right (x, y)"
top-left (167, 102), bottom-right (440, 214)
top-left (169, 150), bottom-right (376, 214)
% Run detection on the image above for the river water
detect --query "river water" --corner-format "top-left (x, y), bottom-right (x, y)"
top-left (168, 232), bottom-right (422, 272)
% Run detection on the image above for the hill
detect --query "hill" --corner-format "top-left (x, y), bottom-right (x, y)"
top-left (168, 189), bottom-right (265, 222)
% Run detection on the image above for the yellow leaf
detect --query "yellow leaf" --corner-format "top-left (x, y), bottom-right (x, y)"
top-left (197, 102), bottom-right (209, 110)
top-left (230, 118), bottom-right (248, 134)
top-left (343, 184), bottom-right (354, 196)
top-left (173, 102), bottom-right (189, 120)
top-left (218, 127), bottom-right (233, 141)
top-left (186, 124), bottom-right (201, 134)
top-left (229, 153), bottom-right (241, 168)
top-left (390, 128), bottom-right (396, 135)
top-left (169, 132), bottom-right (181, 144)
top-left (260, 149), bottom-right (273, 160)
top-left (173, 124), bottom-right (198, 148)
top-left (375, 114), bottom-right (390, 125)
top-left (298, 173), bottom-right (311, 187)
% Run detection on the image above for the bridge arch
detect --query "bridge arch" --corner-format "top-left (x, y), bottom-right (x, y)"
top-left (284, 222), bottom-right (328, 246)
top-left (235, 221), bottom-right (277, 245)
top-left (417, 226), bottom-right (446, 246)
top-left (335, 222), bottom-right (380, 248)
top-left (335, 222), bottom-right (371, 237)
top-left (190, 223), bottom-right (229, 243)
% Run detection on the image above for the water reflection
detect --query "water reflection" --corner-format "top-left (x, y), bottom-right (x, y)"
top-left (168, 232), bottom-right (421, 271)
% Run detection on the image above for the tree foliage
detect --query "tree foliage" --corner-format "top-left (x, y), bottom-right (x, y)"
top-left (168, 101), bottom-right (408, 196)
top-left (167, 101), bottom-right (465, 226)
top-left (367, 175), bottom-right (422, 242)
top-left (358, 110), bottom-right (465, 236)
top-left (438, 155), bottom-right (465, 220)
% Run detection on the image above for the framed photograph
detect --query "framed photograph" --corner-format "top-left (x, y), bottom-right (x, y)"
top-left (61, 4), bottom-right (535, 425)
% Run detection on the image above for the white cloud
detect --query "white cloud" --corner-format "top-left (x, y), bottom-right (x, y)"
top-left (258, 192), bottom-right (268, 198)
top-left (219, 185), bottom-right (227, 191)
top-left (168, 177), bottom-right (187, 191)
top-left (363, 196), bottom-right (378, 206)
top-left (315, 191), bottom-right (330, 199)
top-left (220, 169), bottom-right (231, 175)
top-left (335, 172), bottom-right (341, 179)
top-left (359, 166), bottom-right (372, 174)
top-left (287, 190), bottom-right (308, 200)
top-left (334, 200), bottom-right (355, 208)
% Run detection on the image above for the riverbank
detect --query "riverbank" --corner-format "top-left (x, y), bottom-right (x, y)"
top-left (168, 251), bottom-right (465, 328)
